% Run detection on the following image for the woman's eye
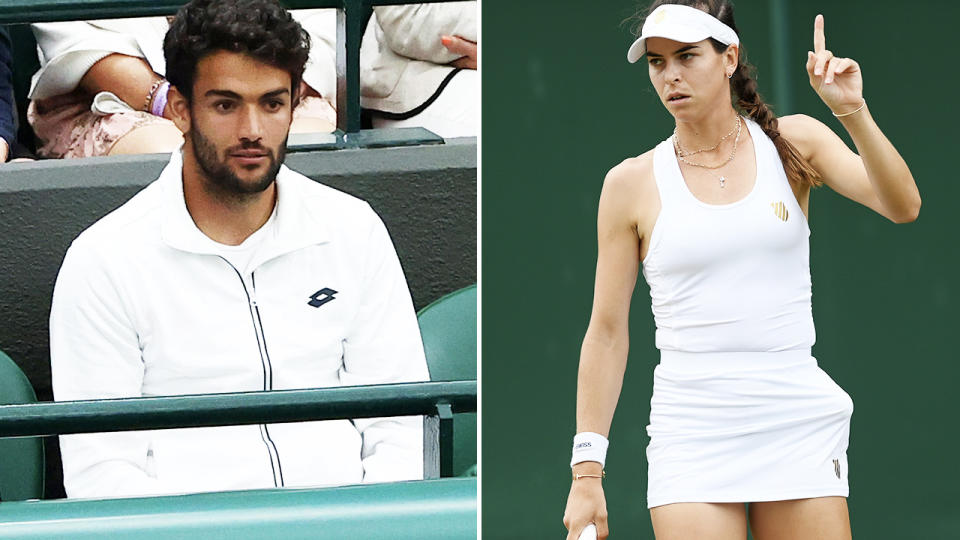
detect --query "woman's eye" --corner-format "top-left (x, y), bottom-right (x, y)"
top-left (648, 58), bottom-right (663, 66)
top-left (680, 53), bottom-right (694, 60)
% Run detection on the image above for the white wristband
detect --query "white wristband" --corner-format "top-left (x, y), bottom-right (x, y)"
top-left (571, 432), bottom-right (609, 467)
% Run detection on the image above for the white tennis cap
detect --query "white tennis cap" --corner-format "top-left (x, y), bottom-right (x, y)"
top-left (627, 4), bottom-right (739, 63)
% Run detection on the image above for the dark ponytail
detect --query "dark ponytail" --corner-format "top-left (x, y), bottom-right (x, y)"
top-left (631, 0), bottom-right (821, 187)
top-left (729, 60), bottom-right (821, 187)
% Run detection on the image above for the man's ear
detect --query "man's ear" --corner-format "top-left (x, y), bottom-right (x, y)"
top-left (292, 80), bottom-right (304, 111)
top-left (168, 85), bottom-right (191, 134)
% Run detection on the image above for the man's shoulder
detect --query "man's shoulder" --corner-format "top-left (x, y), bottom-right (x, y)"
top-left (71, 179), bottom-right (165, 255)
top-left (280, 167), bottom-right (381, 229)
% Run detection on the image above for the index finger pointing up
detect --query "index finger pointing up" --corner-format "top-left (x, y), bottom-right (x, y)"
top-left (814, 14), bottom-right (825, 53)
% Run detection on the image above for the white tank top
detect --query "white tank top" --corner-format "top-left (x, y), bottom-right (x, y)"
top-left (641, 118), bottom-right (815, 353)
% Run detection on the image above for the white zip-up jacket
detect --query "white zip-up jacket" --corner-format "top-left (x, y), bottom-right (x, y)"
top-left (50, 150), bottom-right (429, 499)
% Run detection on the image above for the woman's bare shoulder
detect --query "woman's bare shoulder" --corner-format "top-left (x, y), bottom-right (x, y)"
top-left (599, 149), bottom-right (660, 229)
top-left (778, 114), bottom-right (833, 155)
top-left (603, 149), bottom-right (656, 197)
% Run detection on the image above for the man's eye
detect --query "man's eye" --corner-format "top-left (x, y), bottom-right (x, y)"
top-left (266, 100), bottom-right (284, 110)
top-left (215, 101), bottom-right (235, 112)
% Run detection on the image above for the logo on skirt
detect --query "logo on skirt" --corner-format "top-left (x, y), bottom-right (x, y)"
top-left (833, 459), bottom-right (841, 479)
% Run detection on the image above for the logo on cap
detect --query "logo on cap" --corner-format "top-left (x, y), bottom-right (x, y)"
top-left (654, 9), bottom-right (668, 23)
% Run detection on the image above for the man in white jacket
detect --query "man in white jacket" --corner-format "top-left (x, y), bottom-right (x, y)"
top-left (49, 0), bottom-right (429, 499)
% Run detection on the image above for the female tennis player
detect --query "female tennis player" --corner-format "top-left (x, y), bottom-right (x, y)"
top-left (562, 1), bottom-right (920, 539)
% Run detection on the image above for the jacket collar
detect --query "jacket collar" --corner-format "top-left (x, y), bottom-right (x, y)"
top-left (159, 149), bottom-right (329, 263)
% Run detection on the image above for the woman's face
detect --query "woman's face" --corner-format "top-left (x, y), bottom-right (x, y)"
top-left (645, 37), bottom-right (738, 120)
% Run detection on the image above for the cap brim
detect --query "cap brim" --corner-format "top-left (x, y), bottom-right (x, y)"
top-left (626, 24), bottom-right (713, 63)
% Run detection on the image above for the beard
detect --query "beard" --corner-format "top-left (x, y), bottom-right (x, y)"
top-left (189, 124), bottom-right (287, 198)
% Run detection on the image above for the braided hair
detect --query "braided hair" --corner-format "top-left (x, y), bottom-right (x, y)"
top-left (632, 0), bottom-right (821, 187)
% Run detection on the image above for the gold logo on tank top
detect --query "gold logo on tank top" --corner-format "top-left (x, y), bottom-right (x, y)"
top-left (771, 201), bottom-right (789, 222)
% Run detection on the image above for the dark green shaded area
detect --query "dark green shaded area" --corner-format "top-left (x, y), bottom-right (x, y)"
top-left (0, 350), bottom-right (45, 502)
top-left (482, 1), bottom-right (958, 538)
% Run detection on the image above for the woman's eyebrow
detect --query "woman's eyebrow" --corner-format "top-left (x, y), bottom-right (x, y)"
top-left (646, 44), bottom-right (700, 58)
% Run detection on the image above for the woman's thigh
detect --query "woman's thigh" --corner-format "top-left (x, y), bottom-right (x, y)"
top-left (650, 502), bottom-right (747, 540)
top-left (749, 497), bottom-right (851, 540)
top-left (108, 123), bottom-right (183, 156)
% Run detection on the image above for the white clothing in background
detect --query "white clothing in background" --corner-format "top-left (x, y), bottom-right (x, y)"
top-left (360, 2), bottom-right (477, 137)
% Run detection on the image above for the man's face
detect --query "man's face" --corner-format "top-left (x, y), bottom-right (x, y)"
top-left (182, 50), bottom-right (294, 196)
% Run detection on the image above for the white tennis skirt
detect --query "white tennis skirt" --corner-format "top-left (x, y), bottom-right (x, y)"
top-left (646, 348), bottom-right (853, 508)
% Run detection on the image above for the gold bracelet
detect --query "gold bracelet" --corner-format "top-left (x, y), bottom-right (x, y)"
top-left (573, 470), bottom-right (606, 481)
top-left (832, 101), bottom-right (866, 118)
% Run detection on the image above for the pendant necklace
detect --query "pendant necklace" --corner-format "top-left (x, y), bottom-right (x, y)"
top-left (673, 115), bottom-right (742, 188)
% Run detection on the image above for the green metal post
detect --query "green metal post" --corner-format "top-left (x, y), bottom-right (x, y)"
top-left (437, 403), bottom-right (454, 477)
top-left (336, 0), bottom-right (365, 134)
top-left (770, 0), bottom-right (794, 114)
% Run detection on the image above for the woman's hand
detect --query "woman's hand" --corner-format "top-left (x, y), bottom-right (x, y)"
top-left (441, 34), bottom-right (477, 70)
top-left (806, 14), bottom-right (863, 115)
top-left (563, 463), bottom-right (609, 540)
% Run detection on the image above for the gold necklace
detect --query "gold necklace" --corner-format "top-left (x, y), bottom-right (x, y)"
top-left (673, 115), bottom-right (739, 156)
top-left (673, 116), bottom-right (742, 188)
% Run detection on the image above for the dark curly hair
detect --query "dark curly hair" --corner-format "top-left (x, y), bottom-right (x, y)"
top-left (631, 0), bottom-right (821, 188)
top-left (164, 0), bottom-right (311, 103)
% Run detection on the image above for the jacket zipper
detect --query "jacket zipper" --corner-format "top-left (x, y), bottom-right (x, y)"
top-left (221, 258), bottom-right (284, 487)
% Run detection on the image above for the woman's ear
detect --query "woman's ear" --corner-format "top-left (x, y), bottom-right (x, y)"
top-left (724, 44), bottom-right (740, 78)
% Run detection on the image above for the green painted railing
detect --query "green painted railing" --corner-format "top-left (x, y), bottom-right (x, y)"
top-left (0, 381), bottom-right (476, 479)
top-left (0, 0), bottom-right (454, 147)
top-left (0, 381), bottom-right (474, 436)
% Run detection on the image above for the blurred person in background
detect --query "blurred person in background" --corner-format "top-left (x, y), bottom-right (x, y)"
top-left (28, 9), bottom-right (338, 159)
top-left (0, 26), bottom-right (13, 162)
top-left (0, 26), bottom-right (34, 163)
top-left (361, 1), bottom-right (476, 138)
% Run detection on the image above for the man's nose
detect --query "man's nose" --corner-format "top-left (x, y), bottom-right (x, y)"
top-left (238, 104), bottom-right (263, 142)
